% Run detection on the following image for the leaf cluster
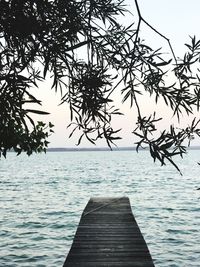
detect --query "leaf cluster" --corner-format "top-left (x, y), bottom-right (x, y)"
top-left (134, 114), bottom-right (200, 174)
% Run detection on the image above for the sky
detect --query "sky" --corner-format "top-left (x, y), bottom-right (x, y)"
top-left (33, 0), bottom-right (200, 148)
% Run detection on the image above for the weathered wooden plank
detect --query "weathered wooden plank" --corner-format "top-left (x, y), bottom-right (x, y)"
top-left (65, 263), bottom-right (153, 267)
top-left (63, 197), bottom-right (155, 267)
top-left (70, 244), bottom-right (149, 251)
top-left (69, 248), bottom-right (149, 253)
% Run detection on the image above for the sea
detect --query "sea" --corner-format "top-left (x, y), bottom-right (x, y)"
top-left (0, 150), bottom-right (200, 267)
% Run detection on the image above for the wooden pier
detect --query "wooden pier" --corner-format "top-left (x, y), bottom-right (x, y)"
top-left (63, 197), bottom-right (155, 267)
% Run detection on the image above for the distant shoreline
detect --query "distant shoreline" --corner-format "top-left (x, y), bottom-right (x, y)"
top-left (47, 146), bottom-right (200, 152)
top-left (8, 146), bottom-right (200, 153)
top-left (47, 147), bottom-right (135, 152)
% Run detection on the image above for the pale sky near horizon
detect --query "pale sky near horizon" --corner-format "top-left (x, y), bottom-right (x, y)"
top-left (33, 0), bottom-right (200, 148)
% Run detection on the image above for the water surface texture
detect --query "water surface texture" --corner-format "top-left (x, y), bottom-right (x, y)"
top-left (0, 150), bottom-right (200, 266)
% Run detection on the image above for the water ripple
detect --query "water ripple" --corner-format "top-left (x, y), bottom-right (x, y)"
top-left (0, 150), bottom-right (200, 266)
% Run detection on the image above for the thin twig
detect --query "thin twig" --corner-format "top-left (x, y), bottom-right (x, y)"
top-left (134, 0), bottom-right (183, 119)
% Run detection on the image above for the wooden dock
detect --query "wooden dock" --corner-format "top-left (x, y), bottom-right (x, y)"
top-left (63, 197), bottom-right (155, 267)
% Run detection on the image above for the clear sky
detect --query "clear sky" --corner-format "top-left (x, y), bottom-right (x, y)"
top-left (33, 0), bottom-right (200, 148)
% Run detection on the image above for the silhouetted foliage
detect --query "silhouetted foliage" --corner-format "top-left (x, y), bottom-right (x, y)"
top-left (1, 0), bottom-right (200, 173)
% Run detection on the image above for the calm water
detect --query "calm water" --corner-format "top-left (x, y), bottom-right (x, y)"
top-left (0, 150), bottom-right (200, 267)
